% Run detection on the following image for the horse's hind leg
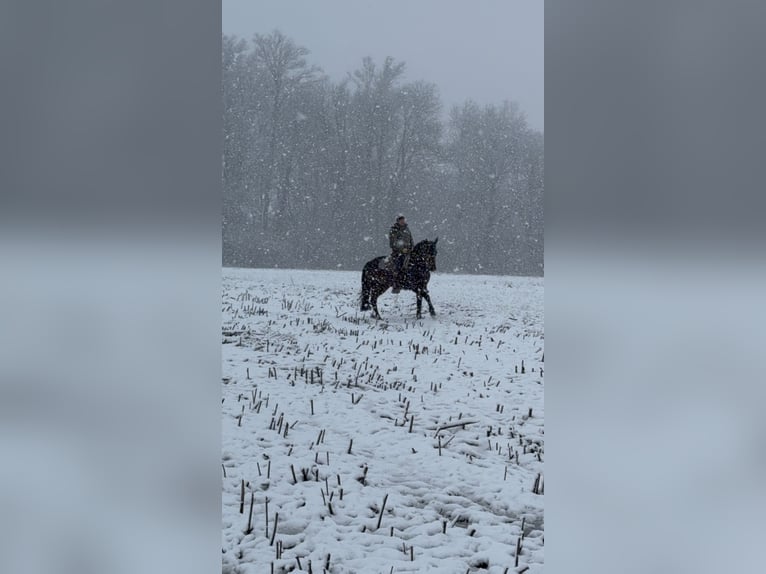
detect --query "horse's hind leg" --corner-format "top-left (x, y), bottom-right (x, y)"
top-left (416, 292), bottom-right (423, 319)
top-left (360, 273), bottom-right (370, 310)
top-left (371, 294), bottom-right (383, 320)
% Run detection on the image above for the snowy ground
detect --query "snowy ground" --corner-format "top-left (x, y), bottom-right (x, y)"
top-left (222, 268), bottom-right (544, 574)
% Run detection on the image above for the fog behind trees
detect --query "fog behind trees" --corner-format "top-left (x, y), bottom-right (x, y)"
top-left (223, 31), bottom-right (543, 276)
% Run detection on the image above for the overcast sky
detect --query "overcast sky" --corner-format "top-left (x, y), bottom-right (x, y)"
top-left (222, 0), bottom-right (543, 131)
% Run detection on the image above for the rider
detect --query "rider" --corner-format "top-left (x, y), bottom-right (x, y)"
top-left (388, 214), bottom-right (413, 293)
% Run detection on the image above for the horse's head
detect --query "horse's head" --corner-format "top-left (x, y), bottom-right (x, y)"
top-left (414, 237), bottom-right (438, 272)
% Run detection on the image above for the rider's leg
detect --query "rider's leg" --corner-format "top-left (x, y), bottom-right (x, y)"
top-left (392, 254), bottom-right (402, 292)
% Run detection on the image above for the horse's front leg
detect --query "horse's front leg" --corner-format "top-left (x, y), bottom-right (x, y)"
top-left (422, 290), bottom-right (436, 317)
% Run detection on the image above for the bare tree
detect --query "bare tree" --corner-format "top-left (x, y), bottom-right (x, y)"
top-left (389, 80), bottom-right (442, 215)
top-left (446, 101), bottom-right (533, 273)
top-left (250, 30), bottom-right (322, 231)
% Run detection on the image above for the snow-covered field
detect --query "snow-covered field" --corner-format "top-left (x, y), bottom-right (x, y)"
top-left (222, 268), bottom-right (544, 574)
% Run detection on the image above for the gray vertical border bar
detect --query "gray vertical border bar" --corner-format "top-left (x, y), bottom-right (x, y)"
top-left (0, 2), bottom-right (222, 573)
top-left (547, 2), bottom-right (766, 574)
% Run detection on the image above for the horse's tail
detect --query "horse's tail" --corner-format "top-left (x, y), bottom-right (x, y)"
top-left (360, 267), bottom-right (371, 311)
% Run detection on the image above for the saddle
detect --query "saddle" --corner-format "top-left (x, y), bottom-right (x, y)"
top-left (378, 253), bottom-right (411, 272)
top-left (377, 256), bottom-right (393, 271)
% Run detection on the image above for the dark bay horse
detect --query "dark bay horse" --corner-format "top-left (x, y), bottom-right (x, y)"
top-left (360, 238), bottom-right (438, 319)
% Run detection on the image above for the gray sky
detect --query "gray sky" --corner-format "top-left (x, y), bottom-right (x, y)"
top-left (222, 0), bottom-right (543, 131)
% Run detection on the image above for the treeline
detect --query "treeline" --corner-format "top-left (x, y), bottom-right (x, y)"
top-left (223, 31), bottom-right (543, 275)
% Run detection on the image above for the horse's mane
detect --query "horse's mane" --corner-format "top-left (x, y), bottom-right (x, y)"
top-left (413, 239), bottom-right (434, 251)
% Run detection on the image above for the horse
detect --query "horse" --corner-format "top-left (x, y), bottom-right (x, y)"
top-left (360, 238), bottom-right (438, 319)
